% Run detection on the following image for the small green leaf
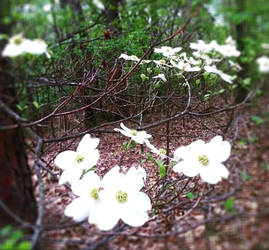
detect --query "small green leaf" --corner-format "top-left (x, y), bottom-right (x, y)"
top-left (251, 116), bottom-right (263, 125)
top-left (17, 241), bottom-right (31, 250)
top-left (146, 153), bottom-right (154, 162)
top-left (0, 225), bottom-right (13, 237)
top-left (239, 138), bottom-right (246, 146)
top-left (239, 171), bottom-right (249, 181)
top-left (33, 101), bottom-right (40, 109)
top-left (224, 197), bottom-right (234, 210)
top-left (155, 159), bottom-right (166, 178)
top-left (249, 136), bottom-right (259, 143)
top-left (186, 192), bottom-right (195, 200)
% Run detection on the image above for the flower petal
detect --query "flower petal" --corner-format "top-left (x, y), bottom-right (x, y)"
top-left (199, 163), bottom-right (229, 184)
top-left (64, 197), bottom-right (91, 222)
top-left (88, 202), bottom-right (120, 231)
top-left (59, 169), bottom-right (82, 185)
top-left (173, 160), bottom-right (200, 177)
top-left (54, 150), bottom-right (77, 170)
top-left (71, 172), bottom-right (101, 197)
top-left (128, 192), bottom-right (152, 211)
top-left (120, 203), bottom-right (149, 227)
top-left (77, 134), bottom-right (99, 154)
top-left (208, 136), bottom-right (231, 163)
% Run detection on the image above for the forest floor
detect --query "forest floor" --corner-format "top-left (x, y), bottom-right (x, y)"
top-left (30, 90), bottom-right (269, 250)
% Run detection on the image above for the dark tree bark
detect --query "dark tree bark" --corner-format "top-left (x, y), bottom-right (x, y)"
top-left (0, 1), bottom-right (37, 228)
top-left (235, 0), bottom-right (248, 103)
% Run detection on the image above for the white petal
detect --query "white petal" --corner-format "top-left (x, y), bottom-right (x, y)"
top-left (208, 136), bottom-right (231, 162)
top-left (125, 167), bottom-right (146, 192)
top-left (199, 163), bottom-right (229, 184)
top-left (102, 166), bottom-right (122, 189)
top-left (77, 134), bottom-right (99, 153)
top-left (88, 202), bottom-right (120, 231)
top-left (59, 169), bottom-right (82, 185)
top-left (79, 149), bottom-right (99, 170)
top-left (54, 150), bottom-right (77, 170)
top-left (173, 161), bottom-right (200, 177)
top-left (64, 197), bottom-right (91, 222)
top-left (120, 203), bottom-right (149, 227)
top-left (128, 192), bottom-right (151, 211)
top-left (120, 123), bottom-right (132, 133)
top-left (2, 44), bottom-right (24, 57)
top-left (173, 145), bottom-right (189, 161)
top-left (71, 172), bottom-right (101, 197)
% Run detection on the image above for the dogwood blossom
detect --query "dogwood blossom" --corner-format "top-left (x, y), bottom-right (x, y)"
top-left (114, 123), bottom-right (152, 144)
top-left (190, 40), bottom-right (218, 53)
top-left (2, 34), bottom-right (30, 57)
top-left (119, 53), bottom-right (139, 61)
top-left (204, 65), bottom-right (234, 84)
top-left (173, 136), bottom-right (231, 184)
top-left (88, 166), bottom-right (151, 230)
top-left (154, 46), bottom-right (182, 58)
top-left (215, 44), bottom-right (240, 57)
top-left (171, 60), bottom-right (201, 72)
top-left (55, 134), bottom-right (99, 184)
top-left (2, 33), bottom-right (50, 58)
top-left (257, 56), bottom-right (269, 73)
top-left (152, 73), bottom-right (167, 82)
top-left (64, 172), bottom-right (102, 222)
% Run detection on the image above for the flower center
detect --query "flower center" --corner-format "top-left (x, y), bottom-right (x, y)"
top-left (14, 37), bottom-right (23, 45)
top-left (198, 155), bottom-right (209, 166)
top-left (75, 154), bottom-right (85, 163)
top-left (159, 148), bottom-right (166, 155)
top-left (116, 190), bottom-right (128, 203)
top-left (130, 129), bottom-right (138, 136)
top-left (90, 188), bottom-right (99, 200)
top-left (159, 59), bottom-right (166, 64)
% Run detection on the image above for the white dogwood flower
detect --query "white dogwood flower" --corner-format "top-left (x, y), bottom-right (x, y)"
top-left (173, 136), bottom-right (231, 184)
top-left (88, 166), bottom-right (151, 231)
top-left (2, 34), bottom-right (30, 57)
top-left (190, 40), bottom-right (218, 53)
top-left (171, 60), bottom-right (201, 72)
top-left (215, 44), bottom-right (240, 57)
top-left (2, 34), bottom-right (50, 58)
top-left (55, 134), bottom-right (99, 184)
top-left (114, 123), bottom-right (152, 144)
top-left (257, 56), bottom-right (269, 73)
top-left (204, 65), bottom-right (234, 84)
top-left (64, 172), bottom-right (102, 222)
top-left (152, 73), bottom-right (167, 82)
top-left (119, 53), bottom-right (139, 61)
top-left (154, 46), bottom-right (182, 58)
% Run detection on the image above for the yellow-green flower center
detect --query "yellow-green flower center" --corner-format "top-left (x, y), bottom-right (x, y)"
top-left (90, 188), bottom-right (99, 200)
top-left (159, 148), bottom-right (166, 155)
top-left (130, 129), bottom-right (138, 136)
top-left (75, 154), bottom-right (85, 163)
top-left (14, 37), bottom-right (23, 45)
top-left (198, 155), bottom-right (209, 166)
top-left (159, 59), bottom-right (166, 64)
top-left (116, 190), bottom-right (128, 203)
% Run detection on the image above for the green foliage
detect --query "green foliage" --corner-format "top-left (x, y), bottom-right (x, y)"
top-left (186, 192), bottom-right (195, 200)
top-left (0, 225), bottom-right (31, 250)
top-left (155, 159), bottom-right (166, 178)
top-left (223, 197), bottom-right (236, 214)
top-left (251, 116), bottom-right (263, 125)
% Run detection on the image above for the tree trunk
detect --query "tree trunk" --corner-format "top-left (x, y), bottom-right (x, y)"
top-left (0, 1), bottom-right (37, 228)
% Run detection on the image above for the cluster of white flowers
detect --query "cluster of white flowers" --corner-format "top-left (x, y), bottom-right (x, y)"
top-left (56, 125), bottom-right (231, 231)
top-left (1, 33), bottom-right (50, 58)
top-left (119, 36), bottom-right (241, 84)
top-left (55, 133), bottom-right (151, 231)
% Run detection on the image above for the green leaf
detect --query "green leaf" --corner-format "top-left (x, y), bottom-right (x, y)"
top-left (155, 159), bottom-right (166, 178)
top-left (10, 230), bottom-right (23, 241)
top-left (224, 197), bottom-right (234, 210)
top-left (146, 153), bottom-right (154, 162)
top-left (239, 138), bottom-right (246, 146)
top-left (0, 225), bottom-right (13, 237)
top-left (239, 171), bottom-right (249, 182)
top-left (33, 101), bottom-right (40, 109)
top-left (17, 241), bottom-right (31, 250)
top-left (251, 116), bottom-right (263, 125)
top-left (249, 136), bottom-right (259, 143)
top-left (186, 192), bottom-right (195, 200)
